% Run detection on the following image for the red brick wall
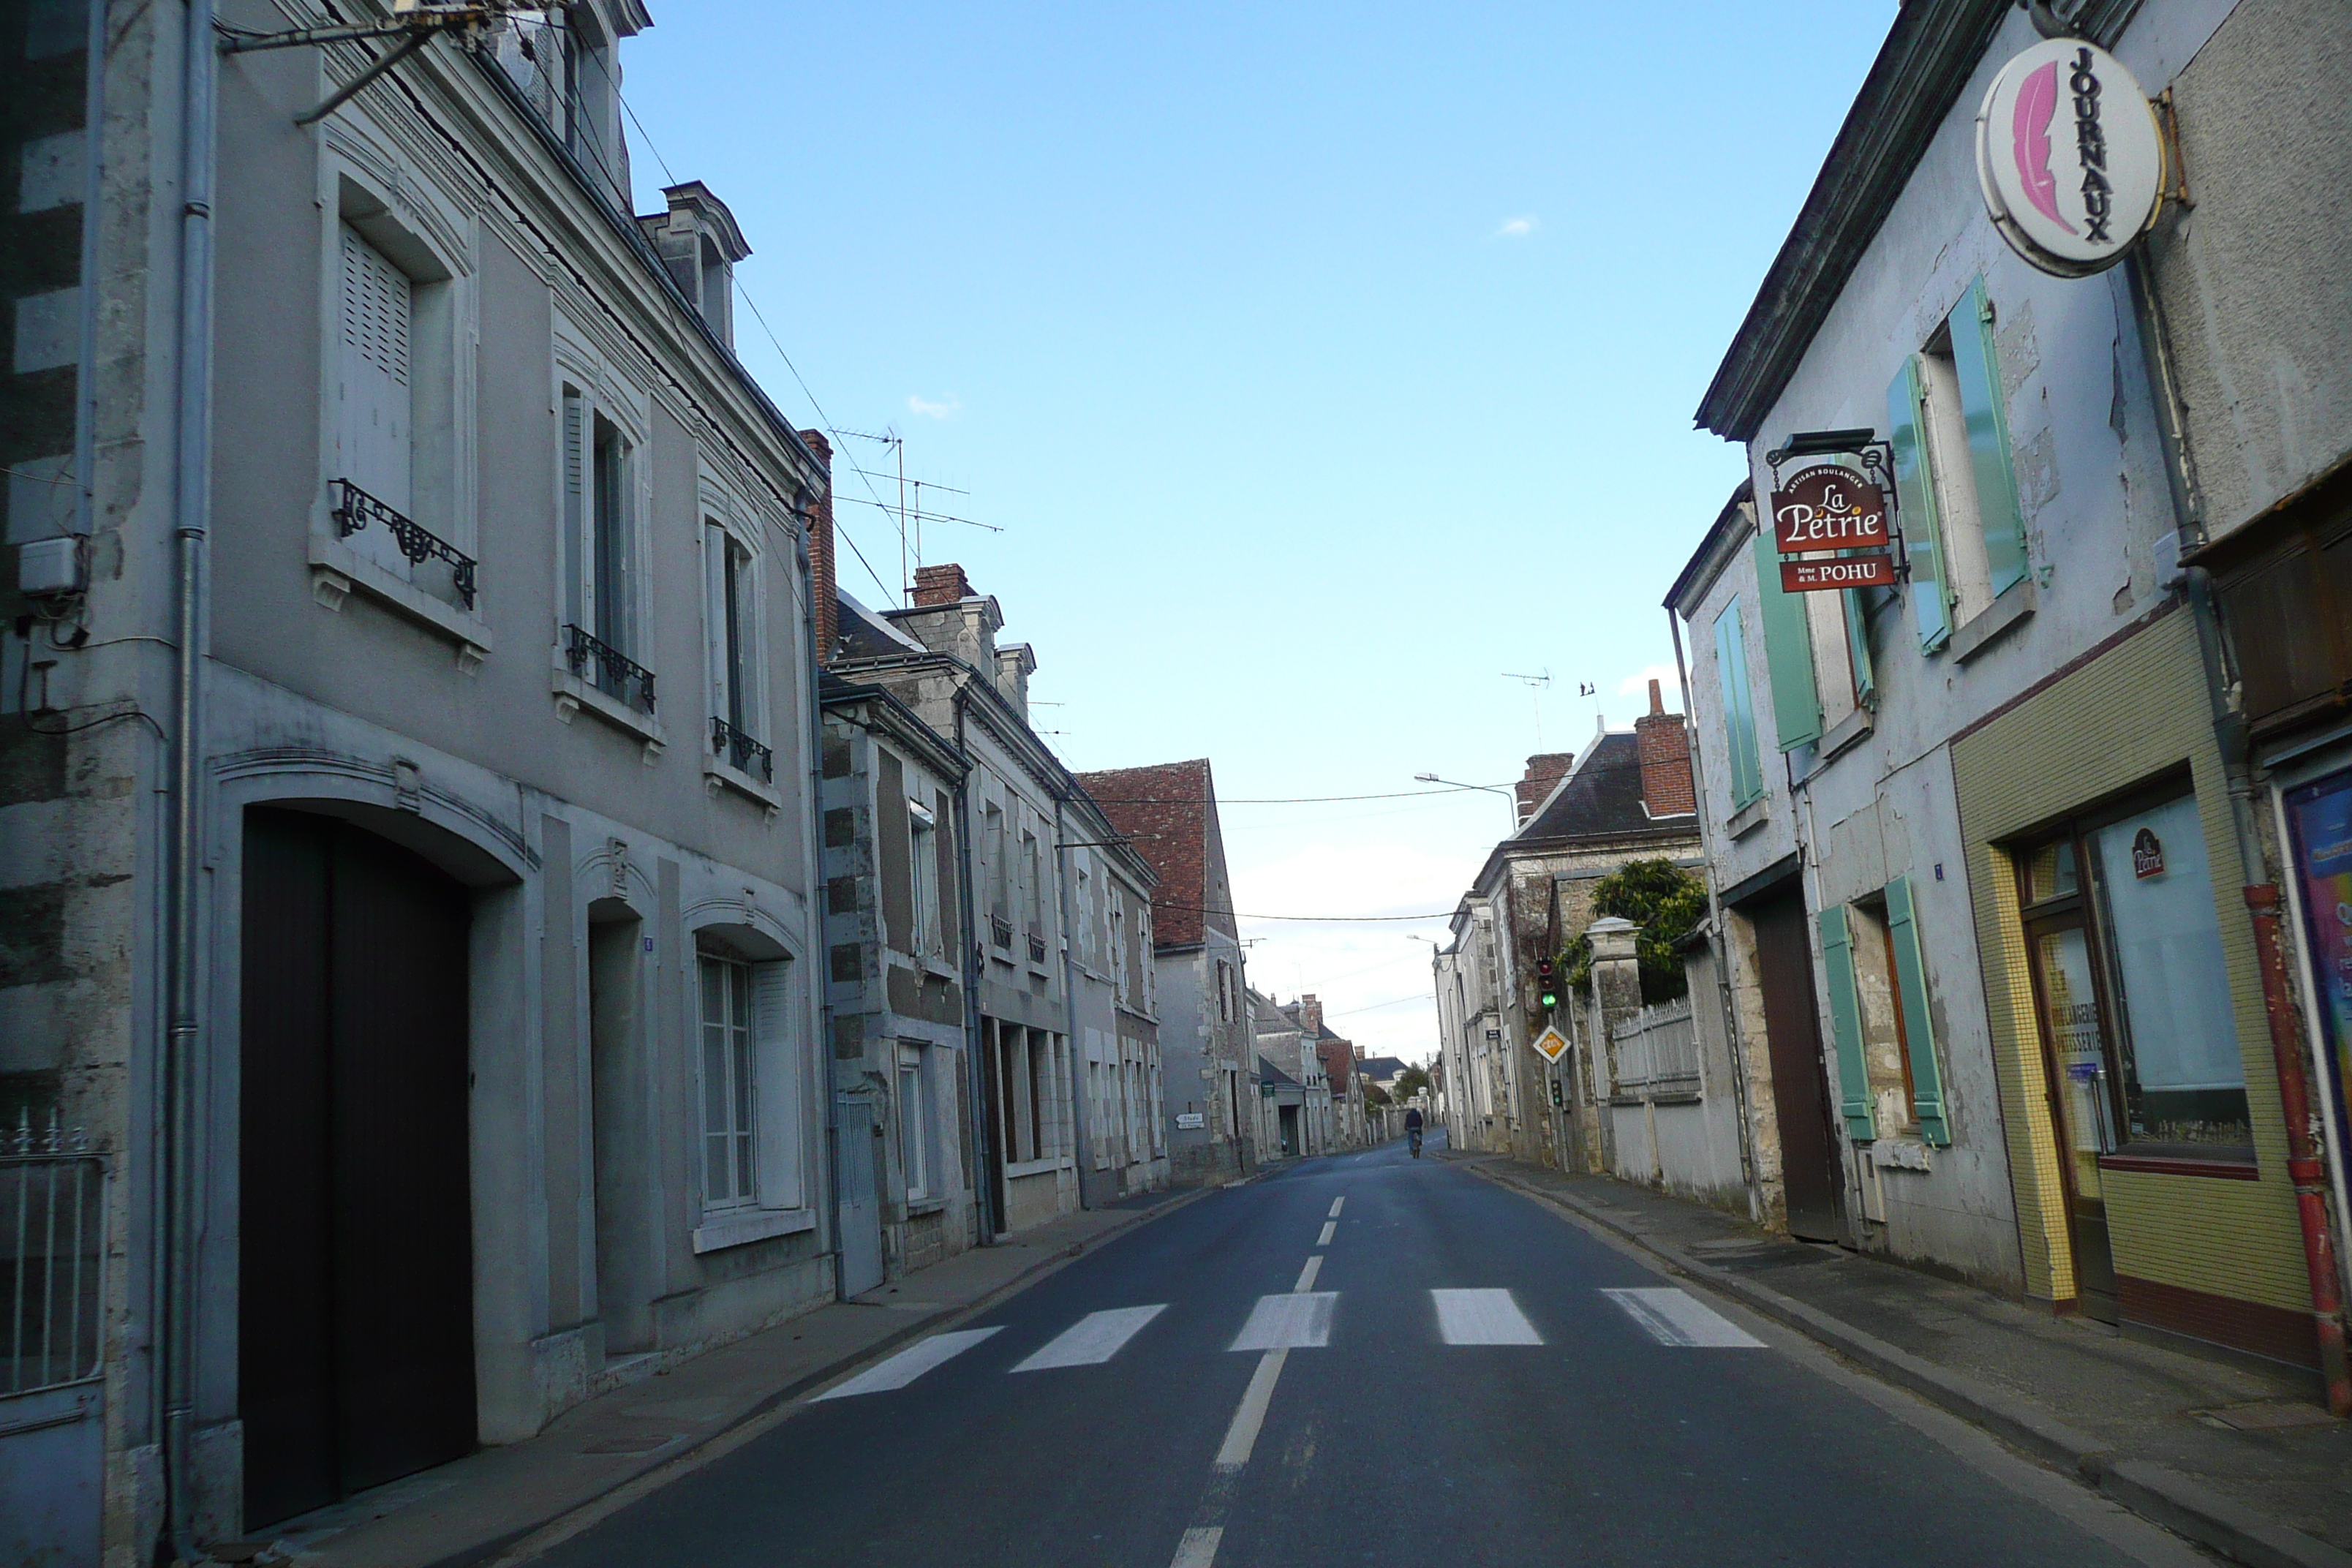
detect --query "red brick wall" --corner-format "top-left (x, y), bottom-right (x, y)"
top-left (912, 562), bottom-right (972, 606)
top-left (799, 429), bottom-right (837, 665)
top-left (1634, 679), bottom-right (1696, 818)
top-left (1514, 752), bottom-right (1576, 823)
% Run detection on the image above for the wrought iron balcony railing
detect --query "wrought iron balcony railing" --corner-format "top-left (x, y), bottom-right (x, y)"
top-left (990, 915), bottom-right (1014, 950)
top-left (332, 478), bottom-right (478, 609)
top-left (1028, 933), bottom-right (1048, 965)
top-left (563, 624), bottom-right (657, 715)
top-left (710, 715), bottom-right (774, 783)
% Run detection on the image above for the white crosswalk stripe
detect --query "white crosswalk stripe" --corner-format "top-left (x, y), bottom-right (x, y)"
top-left (1432, 1288), bottom-right (1544, 1345)
top-left (1230, 1292), bottom-right (1337, 1351)
top-left (1600, 1287), bottom-right (1765, 1348)
top-left (815, 1327), bottom-right (1003, 1398)
top-left (1012, 1305), bottom-right (1168, 1371)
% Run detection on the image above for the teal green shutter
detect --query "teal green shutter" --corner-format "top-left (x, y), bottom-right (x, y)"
top-left (1887, 357), bottom-right (1951, 651)
top-left (1883, 875), bottom-right (1950, 1146)
top-left (1844, 589), bottom-right (1875, 708)
top-left (1817, 905), bottom-right (1877, 1142)
top-left (1948, 279), bottom-right (2029, 598)
top-left (1713, 600), bottom-right (1764, 806)
top-left (1753, 527), bottom-right (1821, 752)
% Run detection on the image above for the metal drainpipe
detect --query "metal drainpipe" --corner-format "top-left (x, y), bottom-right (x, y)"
top-left (1669, 608), bottom-right (1763, 1221)
top-left (1052, 795), bottom-right (1094, 1209)
top-left (2122, 249), bottom-right (2351, 1413)
top-left (951, 687), bottom-right (998, 1243)
top-left (796, 531), bottom-right (840, 1284)
top-left (162, 1), bottom-right (216, 1559)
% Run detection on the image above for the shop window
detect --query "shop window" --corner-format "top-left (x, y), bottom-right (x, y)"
top-left (2018, 790), bottom-right (2250, 1166)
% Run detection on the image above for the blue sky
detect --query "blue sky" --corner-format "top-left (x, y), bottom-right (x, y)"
top-left (620, 2), bottom-right (1891, 1058)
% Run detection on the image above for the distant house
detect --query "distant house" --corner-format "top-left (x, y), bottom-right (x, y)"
top-left (1075, 758), bottom-right (1254, 1185)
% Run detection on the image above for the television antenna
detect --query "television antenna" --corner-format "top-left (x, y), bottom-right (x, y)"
top-left (1502, 670), bottom-right (1552, 748)
top-left (834, 430), bottom-right (996, 599)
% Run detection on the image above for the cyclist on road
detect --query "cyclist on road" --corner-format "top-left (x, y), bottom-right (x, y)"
top-left (1404, 1104), bottom-right (1425, 1158)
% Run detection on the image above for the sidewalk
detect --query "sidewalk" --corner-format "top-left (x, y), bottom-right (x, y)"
top-left (233, 1189), bottom-right (1211, 1568)
top-left (1450, 1152), bottom-right (2352, 1568)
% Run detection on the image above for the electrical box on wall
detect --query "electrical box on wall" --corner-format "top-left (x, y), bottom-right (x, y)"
top-left (18, 537), bottom-right (84, 598)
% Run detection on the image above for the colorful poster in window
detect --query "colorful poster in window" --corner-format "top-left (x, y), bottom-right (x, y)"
top-left (2285, 772), bottom-right (2352, 1185)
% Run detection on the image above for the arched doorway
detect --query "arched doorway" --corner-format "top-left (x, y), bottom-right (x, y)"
top-left (238, 807), bottom-right (477, 1528)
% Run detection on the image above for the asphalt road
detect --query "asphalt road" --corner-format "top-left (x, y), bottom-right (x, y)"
top-left (527, 1137), bottom-right (2213, 1568)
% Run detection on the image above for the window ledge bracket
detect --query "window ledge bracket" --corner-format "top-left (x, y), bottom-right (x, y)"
top-left (1950, 579), bottom-right (2038, 665)
top-left (902, 1196), bottom-right (948, 1217)
top-left (309, 535), bottom-right (491, 673)
top-left (704, 758), bottom-right (783, 816)
top-left (1726, 795), bottom-right (1772, 840)
top-left (690, 1205), bottom-right (816, 1254)
top-left (551, 655), bottom-right (667, 764)
top-left (1816, 706), bottom-right (1875, 766)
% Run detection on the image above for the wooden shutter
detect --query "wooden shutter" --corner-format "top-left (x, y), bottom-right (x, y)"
top-left (1712, 600), bottom-right (1764, 806)
top-left (1883, 875), bottom-right (1950, 1145)
top-left (1887, 357), bottom-right (1951, 650)
top-left (336, 225), bottom-right (412, 578)
top-left (1948, 279), bottom-right (2029, 598)
top-left (560, 391), bottom-right (587, 630)
top-left (752, 959), bottom-right (802, 1211)
top-left (1816, 905), bottom-right (1877, 1142)
top-left (1844, 591), bottom-right (1876, 707)
top-left (703, 523), bottom-right (731, 731)
top-left (1752, 527), bottom-right (1822, 751)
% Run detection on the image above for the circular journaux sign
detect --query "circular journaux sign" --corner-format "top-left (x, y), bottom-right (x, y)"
top-left (1976, 39), bottom-right (2165, 277)
top-left (1771, 463), bottom-right (1890, 554)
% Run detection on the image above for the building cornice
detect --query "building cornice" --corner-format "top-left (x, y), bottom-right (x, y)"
top-left (1694, 0), bottom-right (2013, 442)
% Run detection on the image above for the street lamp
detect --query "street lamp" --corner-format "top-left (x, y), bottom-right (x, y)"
top-left (1414, 772), bottom-right (1520, 833)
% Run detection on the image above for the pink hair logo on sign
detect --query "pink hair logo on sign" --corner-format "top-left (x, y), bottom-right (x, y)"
top-left (2011, 60), bottom-right (2070, 233)
top-left (1975, 39), bottom-right (2163, 276)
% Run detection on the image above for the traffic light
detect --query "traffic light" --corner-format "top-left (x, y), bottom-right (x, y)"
top-left (1536, 957), bottom-right (1558, 1013)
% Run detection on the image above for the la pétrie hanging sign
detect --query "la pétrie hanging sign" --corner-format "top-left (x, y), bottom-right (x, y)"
top-left (1771, 461), bottom-right (1896, 593)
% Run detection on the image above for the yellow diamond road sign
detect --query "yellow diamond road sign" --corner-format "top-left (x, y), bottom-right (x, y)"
top-left (1532, 1026), bottom-right (1569, 1064)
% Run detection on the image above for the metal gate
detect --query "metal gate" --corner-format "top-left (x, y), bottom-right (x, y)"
top-left (240, 809), bottom-right (478, 1529)
top-left (0, 1117), bottom-right (105, 1568)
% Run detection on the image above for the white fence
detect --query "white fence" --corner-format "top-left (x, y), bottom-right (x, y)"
top-left (1608, 998), bottom-right (1701, 1099)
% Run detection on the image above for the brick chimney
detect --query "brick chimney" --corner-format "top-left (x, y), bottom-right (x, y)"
top-left (1514, 752), bottom-right (1575, 826)
top-left (1298, 994), bottom-right (1323, 1036)
top-left (798, 430), bottom-right (836, 666)
top-left (1634, 678), bottom-right (1697, 818)
top-left (911, 562), bottom-right (973, 607)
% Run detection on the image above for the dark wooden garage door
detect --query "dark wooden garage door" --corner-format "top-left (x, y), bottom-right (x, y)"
top-left (1748, 887), bottom-right (1847, 1243)
top-left (239, 808), bottom-right (477, 1528)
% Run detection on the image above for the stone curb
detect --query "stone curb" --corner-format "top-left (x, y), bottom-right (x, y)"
top-left (426, 1184), bottom-right (1219, 1568)
top-left (1460, 1159), bottom-right (2352, 1568)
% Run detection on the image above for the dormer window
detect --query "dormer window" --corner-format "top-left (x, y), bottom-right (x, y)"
top-left (637, 182), bottom-right (751, 349)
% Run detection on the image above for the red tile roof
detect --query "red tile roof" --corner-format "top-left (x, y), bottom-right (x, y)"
top-left (1073, 758), bottom-right (1229, 950)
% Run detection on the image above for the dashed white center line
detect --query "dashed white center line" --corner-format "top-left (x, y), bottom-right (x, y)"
top-left (1327, 1196), bottom-right (1345, 1218)
top-left (1293, 1254), bottom-right (1323, 1292)
top-left (813, 1327), bottom-right (1002, 1398)
top-left (1317, 1220), bottom-right (1336, 1245)
top-left (1230, 1292), bottom-right (1336, 1351)
top-left (1170, 1526), bottom-right (1224, 1567)
top-left (1214, 1348), bottom-right (1288, 1469)
top-left (1602, 1287), bottom-right (1765, 1348)
top-left (1432, 1288), bottom-right (1544, 1345)
top-left (1011, 1305), bottom-right (1167, 1371)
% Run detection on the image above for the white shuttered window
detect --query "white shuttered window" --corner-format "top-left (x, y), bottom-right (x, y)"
top-left (337, 224), bottom-right (414, 576)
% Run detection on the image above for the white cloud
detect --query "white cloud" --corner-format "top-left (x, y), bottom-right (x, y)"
top-left (907, 393), bottom-right (962, 419)
top-left (1494, 215), bottom-right (1537, 238)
